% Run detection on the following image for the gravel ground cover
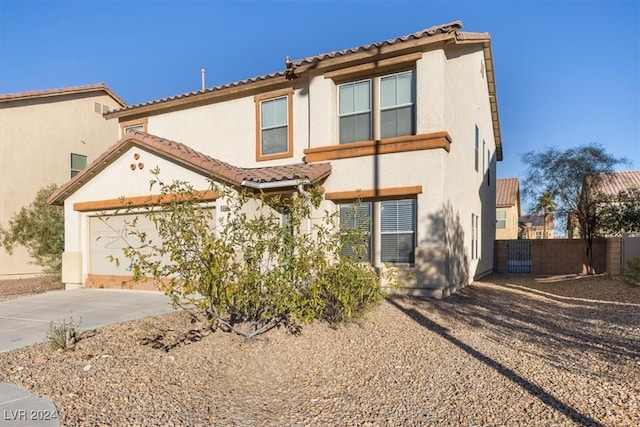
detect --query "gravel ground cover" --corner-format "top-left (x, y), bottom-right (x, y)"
top-left (0, 276), bottom-right (63, 301)
top-left (1, 274), bottom-right (638, 426)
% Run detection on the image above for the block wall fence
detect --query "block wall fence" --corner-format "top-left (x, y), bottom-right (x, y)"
top-left (494, 238), bottom-right (622, 275)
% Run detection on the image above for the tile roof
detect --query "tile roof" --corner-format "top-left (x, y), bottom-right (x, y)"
top-left (102, 20), bottom-right (502, 162)
top-left (589, 170), bottom-right (640, 197)
top-left (285, 21), bottom-right (466, 71)
top-left (496, 178), bottom-right (520, 207)
top-left (0, 83), bottom-right (126, 108)
top-left (48, 131), bottom-right (331, 205)
top-left (106, 21), bottom-right (484, 116)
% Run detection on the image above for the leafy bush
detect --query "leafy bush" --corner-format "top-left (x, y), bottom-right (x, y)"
top-left (622, 255), bottom-right (640, 286)
top-left (47, 317), bottom-right (80, 350)
top-left (106, 169), bottom-right (399, 340)
top-left (1, 184), bottom-right (64, 274)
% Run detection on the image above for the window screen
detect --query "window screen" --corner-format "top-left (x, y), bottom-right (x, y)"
top-left (71, 153), bottom-right (87, 178)
top-left (380, 71), bottom-right (414, 139)
top-left (339, 80), bottom-right (371, 144)
top-left (496, 210), bottom-right (507, 229)
top-left (261, 96), bottom-right (288, 155)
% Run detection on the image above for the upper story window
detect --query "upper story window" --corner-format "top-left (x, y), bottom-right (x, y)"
top-left (338, 70), bottom-right (414, 144)
top-left (474, 125), bottom-right (479, 172)
top-left (255, 89), bottom-right (293, 161)
top-left (120, 118), bottom-right (148, 137)
top-left (380, 72), bottom-right (414, 139)
top-left (71, 153), bottom-right (87, 178)
top-left (487, 148), bottom-right (491, 186)
top-left (339, 80), bottom-right (371, 144)
top-left (124, 124), bottom-right (144, 133)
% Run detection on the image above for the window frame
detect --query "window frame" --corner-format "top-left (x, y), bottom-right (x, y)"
top-left (337, 70), bottom-right (415, 145)
top-left (339, 202), bottom-right (372, 261)
top-left (496, 209), bottom-right (507, 229)
top-left (380, 199), bottom-right (416, 264)
top-left (338, 79), bottom-right (372, 144)
top-left (475, 125), bottom-right (479, 172)
top-left (120, 118), bottom-right (148, 137)
top-left (70, 153), bottom-right (87, 178)
top-left (338, 196), bottom-right (416, 266)
top-left (379, 71), bottom-right (415, 140)
top-left (255, 88), bottom-right (294, 161)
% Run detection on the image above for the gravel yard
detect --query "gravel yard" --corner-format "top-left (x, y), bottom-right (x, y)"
top-left (1, 274), bottom-right (638, 426)
top-left (0, 276), bottom-right (63, 301)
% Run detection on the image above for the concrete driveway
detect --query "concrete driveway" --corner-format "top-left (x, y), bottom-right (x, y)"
top-left (0, 289), bottom-right (176, 353)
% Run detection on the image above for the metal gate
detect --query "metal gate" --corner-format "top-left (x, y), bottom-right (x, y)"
top-left (507, 240), bottom-right (531, 273)
top-left (622, 232), bottom-right (640, 273)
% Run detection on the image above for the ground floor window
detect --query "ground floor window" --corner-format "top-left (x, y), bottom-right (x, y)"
top-left (339, 202), bottom-right (371, 260)
top-left (339, 198), bottom-right (416, 264)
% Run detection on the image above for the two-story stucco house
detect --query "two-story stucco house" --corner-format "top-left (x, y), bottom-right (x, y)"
top-left (0, 84), bottom-right (126, 279)
top-left (49, 21), bottom-right (503, 297)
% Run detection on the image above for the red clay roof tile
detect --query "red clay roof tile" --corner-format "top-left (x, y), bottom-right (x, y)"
top-left (589, 170), bottom-right (640, 197)
top-left (48, 131), bottom-right (331, 205)
top-left (0, 83), bottom-right (126, 107)
top-left (106, 21), bottom-right (475, 116)
top-left (496, 178), bottom-right (520, 207)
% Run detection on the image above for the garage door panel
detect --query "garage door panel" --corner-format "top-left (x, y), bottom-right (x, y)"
top-left (90, 214), bottom-right (164, 275)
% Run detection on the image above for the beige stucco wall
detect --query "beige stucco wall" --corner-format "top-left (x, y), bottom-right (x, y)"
top-left (0, 92), bottom-right (122, 279)
top-left (147, 86), bottom-right (310, 168)
top-left (438, 44), bottom-right (497, 290)
top-left (495, 205), bottom-right (520, 240)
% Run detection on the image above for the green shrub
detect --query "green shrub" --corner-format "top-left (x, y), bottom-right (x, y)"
top-left (1, 184), bottom-right (63, 274)
top-left (105, 169), bottom-right (401, 340)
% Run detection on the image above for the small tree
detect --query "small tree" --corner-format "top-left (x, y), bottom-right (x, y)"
top-left (1, 184), bottom-right (64, 274)
top-left (106, 170), bottom-right (396, 339)
top-left (521, 143), bottom-right (628, 273)
top-left (535, 191), bottom-right (556, 239)
top-left (597, 187), bottom-right (640, 236)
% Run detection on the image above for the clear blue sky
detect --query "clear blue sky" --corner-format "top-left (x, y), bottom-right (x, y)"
top-left (1, 0), bottom-right (638, 187)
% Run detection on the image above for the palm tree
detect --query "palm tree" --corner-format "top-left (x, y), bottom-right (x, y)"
top-left (535, 191), bottom-right (557, 239)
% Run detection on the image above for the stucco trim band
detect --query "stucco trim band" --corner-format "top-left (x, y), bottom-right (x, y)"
top-left (303, 131), bottom-right (452, 163)
top-left (325, 185), bottom-right (423, 202)
top-left (73, 190), bottom-right (219, 212)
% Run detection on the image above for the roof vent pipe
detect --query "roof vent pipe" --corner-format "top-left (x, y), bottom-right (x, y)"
top-left (201, 69), bottom-right (206, 91)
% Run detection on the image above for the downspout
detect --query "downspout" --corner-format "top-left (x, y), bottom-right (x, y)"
top-left (297, 183), bottom-right (312, 235)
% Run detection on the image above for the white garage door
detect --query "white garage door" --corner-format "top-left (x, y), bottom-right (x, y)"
top-left (88, 209), bottom-right (216, 276)
top-left (89, 213), bottom-right (161, 276)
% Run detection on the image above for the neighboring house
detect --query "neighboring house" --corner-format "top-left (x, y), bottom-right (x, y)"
top-left (495, 178), bottom-right (520, 240)
top-left (49, 21), bottom-right (503, 298)
top-left (568, 170), bottom-right (640, 238)
top-left (520, 213), bottom-right (554, 239)
top-left (0, 84), bottom-right (126, 279)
